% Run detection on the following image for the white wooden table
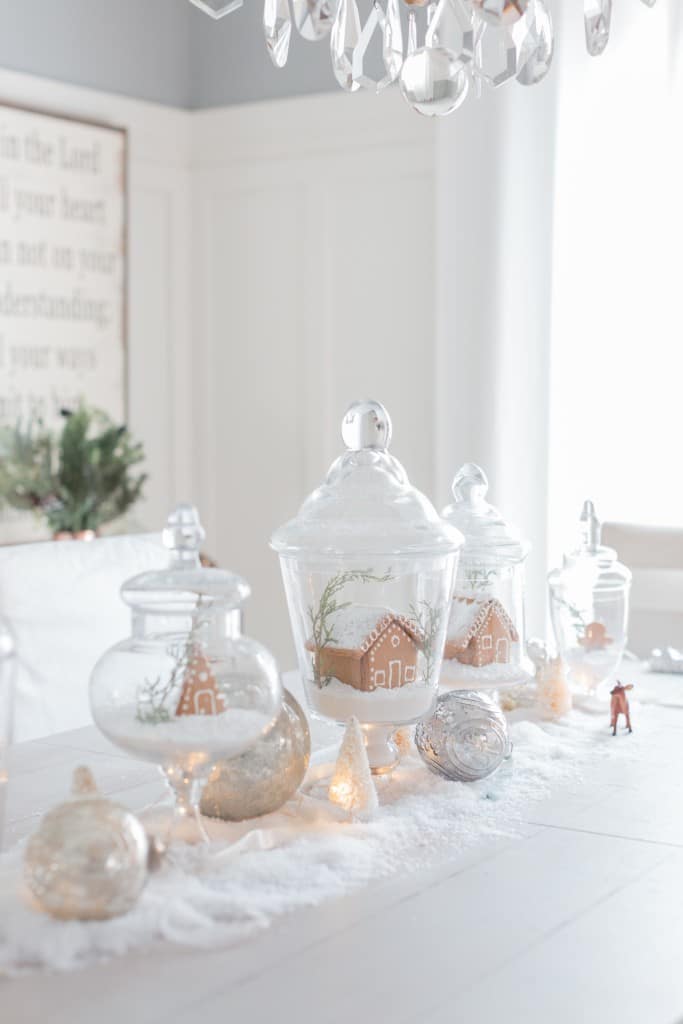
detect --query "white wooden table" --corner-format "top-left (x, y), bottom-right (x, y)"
top-left (4, 669), bottom-right (683, 1024)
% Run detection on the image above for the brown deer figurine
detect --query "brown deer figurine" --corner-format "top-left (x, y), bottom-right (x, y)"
top-left (610, 681), bottom-right (633, 735)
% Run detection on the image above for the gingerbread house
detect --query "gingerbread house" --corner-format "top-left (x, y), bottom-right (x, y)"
top-left (308, 606), bottom-right (425, 692)
top-left (444, 596), bottom-right (518, 667)
top-left (579, 621), bottom-right (613, 650)
top-left (175, 646), bottom-right (225, 716)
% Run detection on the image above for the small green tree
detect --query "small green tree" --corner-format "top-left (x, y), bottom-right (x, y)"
top-left (0, 404), bottom-right (147, 534)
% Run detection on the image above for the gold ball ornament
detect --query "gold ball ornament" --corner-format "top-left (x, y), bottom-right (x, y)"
top-left (201, 689), bottom-right (311, 821)
top-left (24, 766), bottom-right (149, 920)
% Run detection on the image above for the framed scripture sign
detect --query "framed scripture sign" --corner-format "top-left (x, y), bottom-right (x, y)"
top-left (0, 102), bottom-right (127, 542)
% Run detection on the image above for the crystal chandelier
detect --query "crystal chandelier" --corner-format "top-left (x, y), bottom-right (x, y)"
top-left (189, 0), bottom-right (657, 117)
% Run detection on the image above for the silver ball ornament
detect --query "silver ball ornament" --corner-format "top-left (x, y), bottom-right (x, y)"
top-left (415, 691), bottom-right (511, 782)
top-left (24, 766), bottom-right (149, 920)
top-left (201, 689), bottom-right (311, 821)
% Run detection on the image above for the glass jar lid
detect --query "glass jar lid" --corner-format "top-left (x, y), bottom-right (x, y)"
top-left (271, 400), bottom-right (463, 560)
top-left (549, 500), bottom-right (631, 593)
top-left (122, 504), bottom-right (250, 613)
top-left (440, 463), bottom-right (530, 566)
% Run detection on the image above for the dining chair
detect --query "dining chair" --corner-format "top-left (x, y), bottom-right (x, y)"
top-left (602, 521), bottom-right (683, 658)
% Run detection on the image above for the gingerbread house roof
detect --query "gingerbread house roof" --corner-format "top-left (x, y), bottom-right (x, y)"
top-left (448, 597), bottom-right (518, 650)
top-left (308, 605), bottom-right (424, 659)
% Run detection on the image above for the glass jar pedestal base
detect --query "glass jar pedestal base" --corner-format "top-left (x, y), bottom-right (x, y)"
top-left (162, 764), bottom-right (212, 845)
top-left (362, 724), bottom-right (400, 775)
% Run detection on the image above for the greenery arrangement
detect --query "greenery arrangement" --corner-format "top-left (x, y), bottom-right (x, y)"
top-left (309, 569), bottom-right (394, 687)
top-left (409, 600), bottom-right (443, 684)
top-left (0, 403), bottom-right (147, 536)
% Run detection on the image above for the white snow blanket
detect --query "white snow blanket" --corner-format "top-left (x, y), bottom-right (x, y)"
top-left (0, 676), bottom-right (667, 975)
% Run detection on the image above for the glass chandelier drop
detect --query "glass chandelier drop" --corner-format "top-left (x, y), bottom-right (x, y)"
top-left (189, 0), bottom-right (657, 117)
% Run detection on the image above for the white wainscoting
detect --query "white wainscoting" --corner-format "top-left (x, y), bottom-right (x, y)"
top-left (191, 91), bottom-right (439, 662)
top-left (0, 69), bottom-right (194, 529)
top-left (0, 71), bottom-right (557, 666)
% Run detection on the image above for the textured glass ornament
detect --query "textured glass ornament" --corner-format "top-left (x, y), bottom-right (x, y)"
top-left (200, 689), bottom-right (311, 821)
top-left (294, 0), bottom-right (340, 39)
top-left (331, 0), bottom-right (362, 90)
top-left (400, 46), bottom-right (470, 116)
top-left (415, 691), bottom-right (511, 782)
top-left (264, 0), bottom-right (293, 67)
top-left (584, 0), bottom-right (612, 57)
top-left (471, 0), bottom-right (529, 25)
top-left (24, 767), bottom-right (149, 920)
top-left (425, 0), bottom-right (474, 63)
top-left (188, 0), bottom-right (243, 17)
top-left (473, 19), bottom-right (517, 86)
top-left (515, 0), bottom-right (553, 86)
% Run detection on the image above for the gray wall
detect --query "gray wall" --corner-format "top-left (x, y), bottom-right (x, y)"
top-left (189, 1), bottom-right (335, 108)
top-left (0, 0), bottom-right (335, 108)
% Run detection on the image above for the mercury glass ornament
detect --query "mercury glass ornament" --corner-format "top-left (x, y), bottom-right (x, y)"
top-left (271, 400), bottom-right (463, 774)
top-left (548, 501), bottom-right (631, 695)
top-left (201, 689), bottom-right (310, 821)
top-left (24, 767), bottom-right (148, 920)
top-left (399, 47), bottom-right (470, 116)
top-left (415, 690), bottom-right (510, 782)
top-left (90, 504), bottom-right (282, 845)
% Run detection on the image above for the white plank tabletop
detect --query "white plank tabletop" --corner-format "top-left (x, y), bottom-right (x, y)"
top-left (3, 669), bottom-right (683, 1024)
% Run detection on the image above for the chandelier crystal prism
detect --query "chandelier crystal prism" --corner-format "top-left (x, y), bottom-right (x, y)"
top-left (189, 0), bottom-right (658, 117)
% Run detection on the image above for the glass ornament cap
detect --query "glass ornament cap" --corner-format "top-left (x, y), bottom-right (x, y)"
top-left (188, 0), bottom-right (243, 17)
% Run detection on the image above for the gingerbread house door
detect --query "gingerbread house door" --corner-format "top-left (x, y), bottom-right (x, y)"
top-left (193, 689), bottom-right (219, 715)
top-left (495, 637), bottom-right (509, 663)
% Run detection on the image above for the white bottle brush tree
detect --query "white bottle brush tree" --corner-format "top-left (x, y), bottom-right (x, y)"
top-left (329, 716), bottom-right (379, 819)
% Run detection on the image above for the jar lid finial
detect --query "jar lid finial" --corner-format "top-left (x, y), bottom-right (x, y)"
top-left (341, 400), bottom-right (392, 451)
top-left (162, 503), bottom-right (205, 565)
top-left (452, 462), bottom-right (489, 505)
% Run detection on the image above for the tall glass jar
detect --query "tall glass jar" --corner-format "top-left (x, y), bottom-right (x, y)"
top-left (439, 463), bottom-right (533, 691)
top-left (271, 400), bottom-right (463, 774)
top-left (0, 615), bottom-right (15, 850)
top-left (90, 504), bottom-right (282, 843)
top-left (548, 500), bottom-right (631, 694)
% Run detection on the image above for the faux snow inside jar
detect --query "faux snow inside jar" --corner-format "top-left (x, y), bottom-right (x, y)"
top-left (90, 504), bottom-right (282, 844)
top-left (440, 463), bottom-right (533, 691)
top-left (271, 400), bottom-right (463, 773)
top-left (548, 500), bottom-right (631, 694)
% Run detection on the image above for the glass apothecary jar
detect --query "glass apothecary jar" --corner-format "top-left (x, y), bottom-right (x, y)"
top-left (439, 463), bottom-right (533, 691)
top-left (271, 400), bottom-right (463, 774)
top-left (90, 504), bottom-right (282, 843)
top-left (548, 501), bottom-right (631, 694)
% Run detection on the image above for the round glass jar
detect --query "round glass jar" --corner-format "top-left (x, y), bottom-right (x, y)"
top-left (439, 463), bottom-right (533, 691)
top-left (271, 400), bottom-right (463, 773)
top-left (548, 500), bottom-right (631, 694)
top-left (90, 504), bottom-right (282, 843)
